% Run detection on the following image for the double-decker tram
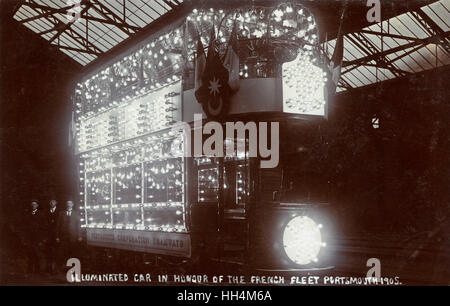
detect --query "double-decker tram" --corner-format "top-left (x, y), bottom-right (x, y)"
top-left (73, 1), bottom-right (334, 273)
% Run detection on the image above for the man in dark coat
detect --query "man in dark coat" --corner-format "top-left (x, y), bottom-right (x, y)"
top-left (56, 200), bottom-right (81, 270)
top-left (45, 199), bottom-right (59, 274)
top-left (23, 200), bottom-right (45, 275)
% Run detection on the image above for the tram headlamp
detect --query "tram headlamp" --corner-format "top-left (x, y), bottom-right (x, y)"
top-left (282, 215), bottom-right (323, 265)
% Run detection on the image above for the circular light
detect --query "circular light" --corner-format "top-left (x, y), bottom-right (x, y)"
top-left (282, 216), bottom-right (323, 265)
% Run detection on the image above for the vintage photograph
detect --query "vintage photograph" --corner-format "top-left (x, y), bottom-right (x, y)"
top-left (0, 0), bottom-right (449, 291)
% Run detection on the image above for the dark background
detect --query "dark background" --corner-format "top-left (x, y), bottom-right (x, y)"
top-left (1, 1), bottom-right (81, 219)
top-left (327, 67), bottom-right (450, 233)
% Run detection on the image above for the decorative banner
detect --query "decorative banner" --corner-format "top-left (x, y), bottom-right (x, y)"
top-left (77, 81), bottom-right (182, 153)
top-left (87, 228), bottom-right (191, 257)
top-left (282, 50), bottom-right (327, 116)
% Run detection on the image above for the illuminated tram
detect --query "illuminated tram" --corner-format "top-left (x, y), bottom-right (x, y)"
top-left (73, 1), bottom-right (334, 271)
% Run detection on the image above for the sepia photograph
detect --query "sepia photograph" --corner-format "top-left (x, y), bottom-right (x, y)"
top-left (0, 0), bottom-right (449, 294)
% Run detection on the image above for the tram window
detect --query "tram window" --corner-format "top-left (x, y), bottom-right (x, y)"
top-left (198, 168), bottom-right (219, 202)
top-left (279, 171), bottom-right (328, 203)
top-left (259, 154), bottom-right (328, 203)
top-left (86, 170), bottom-right (111, 206)
top-left (236, 165), bottom-right (246, 204)
top-left (195, 138), bottom-right (250, 205)
top-left (223, 137), bottom-right (250, 208)
top-left (144, 158), bottom-right (183, 203)
top-left (224, 162), bottom-right (248, 208)
top-left (113, 164), bottom-right (142, 204)
top-left (278, 153), bottom-right (328, 203)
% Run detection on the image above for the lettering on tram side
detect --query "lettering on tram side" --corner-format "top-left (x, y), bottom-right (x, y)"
top-left (172, 113), bottom-right (280, 168)
top-left (152, 237), bottom-right (184, 248)
top-left (86, 228), bottom-right (191, 257)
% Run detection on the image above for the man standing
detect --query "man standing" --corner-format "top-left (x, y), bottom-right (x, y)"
top-left (45, 200), bottom-right (59, 274)
top-left (23, 200), bottom-right (45, 276)
top-left (56, 200), bottom-right (81, 271)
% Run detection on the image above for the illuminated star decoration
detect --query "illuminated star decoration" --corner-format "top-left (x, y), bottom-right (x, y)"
top-left (208, 77), bottom-right (222, 96)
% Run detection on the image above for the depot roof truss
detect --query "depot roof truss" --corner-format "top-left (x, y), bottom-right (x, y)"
top-left (13, 0), bottom-right (184, 65)
top-left (324, 0), bottom-right (450, 91)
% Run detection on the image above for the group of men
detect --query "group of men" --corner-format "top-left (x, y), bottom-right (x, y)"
top-left (23, 199), bottom-right (81, 276)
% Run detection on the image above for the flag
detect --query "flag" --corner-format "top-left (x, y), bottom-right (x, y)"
top-left (325, 3), bottom-right (347, 118)
top-left (223, 21), bottom-right (240, 92)
top-left (205, 25), bottom-right (217, 63)
top-left (195, 26), bottom-right (231, 118)
top-left (194, 30), bottom-right (206, 92)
